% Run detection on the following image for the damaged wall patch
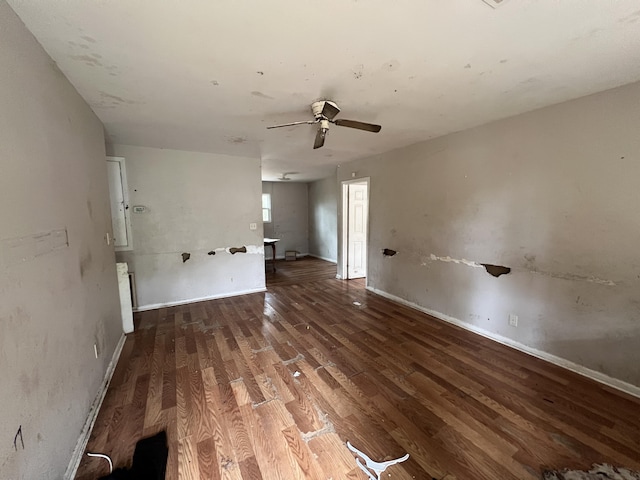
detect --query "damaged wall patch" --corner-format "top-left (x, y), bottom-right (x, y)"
top-left (428, 254), bottom-right (482, 268)
top-left (481, 264), bottom-right (511, 277)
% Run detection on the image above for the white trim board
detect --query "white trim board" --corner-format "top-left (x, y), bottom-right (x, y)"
top-left (307, 254), bottom-right (338, 264)
top-left (366, 286), bottom-right (640, 400)
top-left (134, 287), bottom-right (267, 312)
top-left (267, 252), bottom-right (309, 260)
top-left (64, 333), bottom-right (127, 480)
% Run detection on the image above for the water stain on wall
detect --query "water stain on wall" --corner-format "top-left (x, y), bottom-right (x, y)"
top-left (19, 370), bottom-right (40, 396)
top-left (382, 60), bottom-right (400, 72)
top-left (100, 92), bottom-right (138, 105)
top-left (69, 54), bottom-right (102, 67)
top-left (79, 251), bottom-right (93, 278)
top-left (251, 91), bottom-right (274, 100)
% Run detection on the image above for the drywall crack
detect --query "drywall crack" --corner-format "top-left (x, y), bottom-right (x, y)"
top-left (531, 269), bottom-right (616, 286)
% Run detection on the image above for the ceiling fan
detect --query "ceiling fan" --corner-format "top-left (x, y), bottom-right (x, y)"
top-left (267, 100), bottom-right (382, 149)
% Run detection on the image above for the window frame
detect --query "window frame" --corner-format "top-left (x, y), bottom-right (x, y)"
top-left (262, 193), bottom-right (272, 223)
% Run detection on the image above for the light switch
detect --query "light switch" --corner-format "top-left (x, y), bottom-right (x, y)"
top-left (249, 223), bottom-right (257, 230)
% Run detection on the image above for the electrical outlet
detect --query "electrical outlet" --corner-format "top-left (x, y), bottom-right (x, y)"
top-left (249, 223), bottom-right (257, 230)
top-left (509, 314), bottom-right (518, 327)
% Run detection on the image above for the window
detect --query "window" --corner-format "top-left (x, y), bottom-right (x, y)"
top-left (262, 193), bottom-right (272, 223)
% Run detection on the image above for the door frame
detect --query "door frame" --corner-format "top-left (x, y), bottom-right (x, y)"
top-left (106, 156), bottom-right (134, 251)
top-left (340, 177), bottom-right (370, 280)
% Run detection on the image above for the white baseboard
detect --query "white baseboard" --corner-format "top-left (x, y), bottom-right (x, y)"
top-left (307, 253), bottom-right (337, 263)
top-left (64, 333), bottom-right (127, 480)
top-left (134, 287), bottom-right (267, 312)
top-left (267, 252), bottom-right (309, 260)
top-left (366, 286), bottom-right (640, 400)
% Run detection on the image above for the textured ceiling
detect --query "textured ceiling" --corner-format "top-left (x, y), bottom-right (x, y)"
top-left (8, 0), bottom-right (640, 181)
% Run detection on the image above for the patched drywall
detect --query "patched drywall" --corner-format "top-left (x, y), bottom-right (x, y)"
top-left (0, 3), bottom-right (122, 478)
top-left (308, 176), bottom-right (338, 263)
top-left (109, 145), bottom-right (265, 309)
top-left (338, 80), bottom-right (640, 388)
top-left (262, 182), bottom-right (309, 259)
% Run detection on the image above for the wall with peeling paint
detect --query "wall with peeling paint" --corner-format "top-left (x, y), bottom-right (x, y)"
top-left (338, 80), bottom-right (640, 390)
top-left (110, 145), bottom-right (265, 309)
top-left (0, 3), bottom-right (122, 478)
top-left (262, 182), bottom-right (309, 258)
top-left (308, 176), bottom-right (338, 263)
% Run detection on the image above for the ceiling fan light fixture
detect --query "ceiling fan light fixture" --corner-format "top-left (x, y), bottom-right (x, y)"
top-left (267, 100), bottom-right (382, 149)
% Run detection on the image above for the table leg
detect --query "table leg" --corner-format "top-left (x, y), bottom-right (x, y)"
top-left (271, 243), bottom-right (276, 272)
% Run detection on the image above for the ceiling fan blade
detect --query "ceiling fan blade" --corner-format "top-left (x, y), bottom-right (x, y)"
top-left (266, 120), bottom-right (316, 129)
top-left (313, 128), bottom-right (327, 149)
top-left (321, 102), bottom-right (341, 120)
top-left (333, 119), bottom-right (382, 133)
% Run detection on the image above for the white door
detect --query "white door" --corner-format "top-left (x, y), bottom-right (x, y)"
top-left (106, 157), bottom-right (131, 249)
top-left (347, 183), bottom-right (368, 279)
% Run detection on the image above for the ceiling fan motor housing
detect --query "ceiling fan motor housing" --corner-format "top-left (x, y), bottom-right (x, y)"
top-left (311, 100), bottom-right (339, 119)
top-left (267, 100), bottom-right (380, 149)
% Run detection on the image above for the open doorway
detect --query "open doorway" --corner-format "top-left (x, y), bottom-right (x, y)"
top-left (341, 178), bottom-right (369, 280)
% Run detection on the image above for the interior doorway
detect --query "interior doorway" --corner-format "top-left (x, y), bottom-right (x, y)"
top-left (341, 178), bottom-right (369, 280)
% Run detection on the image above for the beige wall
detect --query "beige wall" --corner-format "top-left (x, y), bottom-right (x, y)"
top-left (0, 2), bottom-right (122, 478)
top-left (262, 182), bottom-right (309, 258)
top-left (338, 80), bottom-right (640, 390)
top-left (111, 145), bottom-right (265, 309)
top-left (308, 176), bottom-right (338, 263)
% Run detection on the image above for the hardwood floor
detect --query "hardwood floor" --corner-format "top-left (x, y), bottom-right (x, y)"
top-left (76, 259), bottom-right (640, 479)
top-left (265, 256), bottom-right (337, 286)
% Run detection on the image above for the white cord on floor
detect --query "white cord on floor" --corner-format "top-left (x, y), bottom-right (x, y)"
top-left (86, 452), bottom-right (113, 473)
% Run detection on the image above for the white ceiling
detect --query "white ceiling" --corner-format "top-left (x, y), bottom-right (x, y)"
top-left (8, 0), bottom-right (640, 182)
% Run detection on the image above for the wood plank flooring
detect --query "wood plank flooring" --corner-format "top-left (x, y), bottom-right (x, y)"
top-left (75, 258), bottom-right (640, 479)
top-left (265, 256), bottom-right (337, 287)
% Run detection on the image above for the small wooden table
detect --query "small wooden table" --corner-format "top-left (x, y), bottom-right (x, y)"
top-left (264, 238), bottom-right (280, 272)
